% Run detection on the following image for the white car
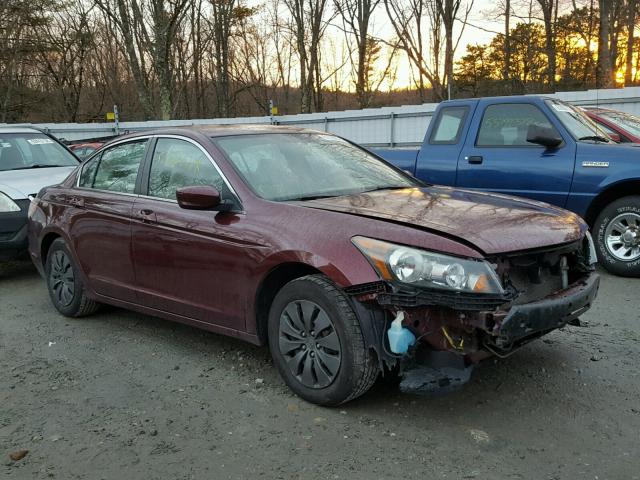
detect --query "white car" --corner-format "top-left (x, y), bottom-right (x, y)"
top-left (0, 126), bottom-right (79, 260)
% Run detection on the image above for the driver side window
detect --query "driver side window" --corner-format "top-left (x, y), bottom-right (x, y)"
top-left (148, 138), bottom-right (225, 200)
top-left (477, 104), bottom-right (558, 147)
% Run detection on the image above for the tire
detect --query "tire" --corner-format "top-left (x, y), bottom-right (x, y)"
top-left (267, 274), bottom-right (378, 406)
top-left (593, 196), bottom-right (640, 277)
top-left (45, 238), bottom-right (99, 317)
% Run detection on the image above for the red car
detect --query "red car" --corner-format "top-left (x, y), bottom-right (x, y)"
top-left (582, 107), bottom-right (640, 143)
top-left (27, 126), bottom-right (599, 405)
top-left (68, 142), bottom-right (104, 160)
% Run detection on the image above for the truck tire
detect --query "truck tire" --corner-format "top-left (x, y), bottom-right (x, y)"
top-left (593, 196), bottom-right (640, 277)
top-left (268, 274), bottom-right (378, 406)
top-left (46, 238), bottom-right (100, 317)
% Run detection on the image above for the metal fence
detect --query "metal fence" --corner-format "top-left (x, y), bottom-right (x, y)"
top-left (6, 86), bottom-right (640, 147)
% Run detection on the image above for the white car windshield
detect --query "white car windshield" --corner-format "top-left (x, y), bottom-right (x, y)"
top-left (0, 133), bottom-right (78, 172)
top-left (215, 133), bottom-right (418, 201)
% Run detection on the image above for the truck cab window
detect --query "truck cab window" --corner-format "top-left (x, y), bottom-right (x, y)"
top-left (429, 106), bottom-right (468, 144)
top-left (477, 104), bottom-right (557, 147)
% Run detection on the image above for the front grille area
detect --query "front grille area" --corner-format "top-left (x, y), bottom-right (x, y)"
top-left (492, 239), bottom-right (593, 306)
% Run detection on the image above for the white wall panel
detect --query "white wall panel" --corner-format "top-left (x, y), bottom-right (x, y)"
top-left (5, 87), bottom-right (640, 146)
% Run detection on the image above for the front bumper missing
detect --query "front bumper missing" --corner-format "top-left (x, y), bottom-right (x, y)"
top-left (347, 272), bottom-right (600, 394)
top-left (489, 272), bottom-right (600, 351)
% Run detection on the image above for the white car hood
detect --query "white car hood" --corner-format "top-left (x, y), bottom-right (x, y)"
top-left (0, 166), bottom-right (77, 200)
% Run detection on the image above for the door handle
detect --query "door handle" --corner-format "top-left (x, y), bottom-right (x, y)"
top-left (466, 155), bottom-right (483, 165)
top-left (69, 196), bottom-right (84, 208)
top-left (137, 209), bottom-right (156, 223)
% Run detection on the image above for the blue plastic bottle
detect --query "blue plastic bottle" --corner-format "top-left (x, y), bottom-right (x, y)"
top-left (387, 312), bottom-right (416, 354)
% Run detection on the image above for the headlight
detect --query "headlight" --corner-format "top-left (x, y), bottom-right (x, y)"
top-left (352, 236), bottom-right (504, 294)
top-left (0, 192), bottom-right (20, 212)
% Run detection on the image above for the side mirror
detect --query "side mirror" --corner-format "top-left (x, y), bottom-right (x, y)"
top-left (176, 185), bottom-right (224, 210)
top-left (526, 124), bottom-right (563, 148)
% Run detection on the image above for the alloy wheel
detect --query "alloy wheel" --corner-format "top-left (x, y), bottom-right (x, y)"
top-left (278, 300), bottom-right (342, 389)
top-left (604, 213), bottom-right (640, 262)
top-left (50, 250), bottom-right (75, 307)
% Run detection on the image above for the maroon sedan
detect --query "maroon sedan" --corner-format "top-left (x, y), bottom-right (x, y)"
top-left (28, 126), bottom-right (599, 405)
top-left (582, 106), bottom-right (640, 143)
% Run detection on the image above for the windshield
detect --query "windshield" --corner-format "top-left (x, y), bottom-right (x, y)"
top-left (598, 110), bottom-right (640, 138)
top-left (0, 133), bottom-right (78, 172)
top-left (545, 100), bottom-right (610, 142)
top-left (214, 133), bottom-right (418, 201)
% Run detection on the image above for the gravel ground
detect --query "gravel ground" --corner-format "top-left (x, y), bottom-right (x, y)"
top-left (1, 260), bottom-right (639, 480)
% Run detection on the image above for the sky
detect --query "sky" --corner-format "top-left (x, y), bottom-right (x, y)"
top-left (356, 0), bottom-right (507, 90)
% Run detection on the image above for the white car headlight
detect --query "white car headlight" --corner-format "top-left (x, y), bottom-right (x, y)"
top-left (352, 236), bottom-right (504, 294)
top-left (0, 192), bottom-right (20, 212)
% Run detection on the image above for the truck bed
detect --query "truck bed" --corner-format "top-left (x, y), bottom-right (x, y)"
top-left (371, 148), bottom-right (419, 174)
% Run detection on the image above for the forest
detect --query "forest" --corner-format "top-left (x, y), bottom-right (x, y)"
top-left (0, 0), bottom-right (635, 123)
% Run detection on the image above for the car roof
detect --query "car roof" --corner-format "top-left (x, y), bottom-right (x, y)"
top-left (107, 124), bottom-right (322, 144)
top-left (0, 125), bottom-right (47, 134)
top-left (441, 95), bottom-right (557, 105)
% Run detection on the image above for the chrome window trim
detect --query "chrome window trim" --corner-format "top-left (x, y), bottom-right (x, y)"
top-left (73, 134), bottom-right (243, 210)
top-left (75, 136), bottom-right (153, 189)
top-left (149, 134), bottom-right (242, 204)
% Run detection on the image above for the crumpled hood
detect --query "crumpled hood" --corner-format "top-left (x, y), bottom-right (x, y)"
top-left (300, 186), bottom-right (587, 255)
top-left (0, 166), bottom-right (76, 199)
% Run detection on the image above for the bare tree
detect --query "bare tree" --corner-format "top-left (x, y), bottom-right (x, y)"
top-left (625, 0), bottom-right (637, 84)
top-left (535, 0), bottom-right (559, 89)
top-left (284, 0), bottom-right (334, 112)
top-left (504, 0), bottom-right (511, 81)
top-left (384, 0), bottom-right (443, 100)
top-left (38, 1), bottom-right (96, 122)
top-left (95, 0), bottom-right (189, 119)
top-left (597, 0), bottom-right (613, 87)
top-left (435, 0), bottom-right (473, 97)
top-left (334, 0), bottom-right (381, 107)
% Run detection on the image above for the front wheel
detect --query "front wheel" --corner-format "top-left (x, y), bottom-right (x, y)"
top-left (267, 274), bottom-right (378, 406)
top-left (593, 196), bottom-right (640, 277)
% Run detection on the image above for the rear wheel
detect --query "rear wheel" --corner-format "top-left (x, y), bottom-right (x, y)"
top-left (268, 274), bottom-right (378, 406)
top-left (46, 238), bottom-right (99, 317)
top-left (593, 196), bottom-right (640, 277)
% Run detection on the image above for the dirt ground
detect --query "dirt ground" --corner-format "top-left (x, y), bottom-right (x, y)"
top-left (1, 260), bottom-right (639, 480)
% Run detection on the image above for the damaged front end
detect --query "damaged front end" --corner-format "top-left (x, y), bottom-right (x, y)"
top-left (346, 235), bottom-right (600, 394)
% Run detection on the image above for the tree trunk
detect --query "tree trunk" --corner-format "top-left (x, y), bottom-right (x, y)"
top-left (503, 0), bottom-right (510, 81)
top-left (537, 0), bottom-right (557, 89)
top-left (597, 0), bottom-right (613, 87)
top-left (625, 0), bottom-right (637, 85)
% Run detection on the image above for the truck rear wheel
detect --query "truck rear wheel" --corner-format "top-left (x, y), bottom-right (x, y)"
top-left (593, 196), bottom-right (640, 277)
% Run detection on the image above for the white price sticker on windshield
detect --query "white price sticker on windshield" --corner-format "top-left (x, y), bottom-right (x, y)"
top-left (0, 142), bottom-right (11, 148)
top-left (27, 138), bottom-right (55, 145)
top-left (551, 104), bottom-right (573, 113)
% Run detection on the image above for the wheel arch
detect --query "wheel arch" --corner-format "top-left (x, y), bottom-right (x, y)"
top-left (254, 262), bottom-right (323, 345)
top-left (40, 231), bottom-right (63, 268)
top-left (585, 179), bottom-right (640, 226)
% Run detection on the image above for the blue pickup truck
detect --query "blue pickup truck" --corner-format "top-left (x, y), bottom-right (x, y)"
top-left (374, 95), bottom-right (640, 276)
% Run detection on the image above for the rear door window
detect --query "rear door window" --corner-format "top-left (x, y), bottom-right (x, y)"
top-left (88, 140), bottom-right (147, 193)
top-left (429, 106), bottom-right (469, 144)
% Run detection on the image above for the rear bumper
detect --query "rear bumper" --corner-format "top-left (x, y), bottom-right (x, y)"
top-left (493, 272), bottom-right (600, 347)
top-left (0, 200), bottom-right (30, 260)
